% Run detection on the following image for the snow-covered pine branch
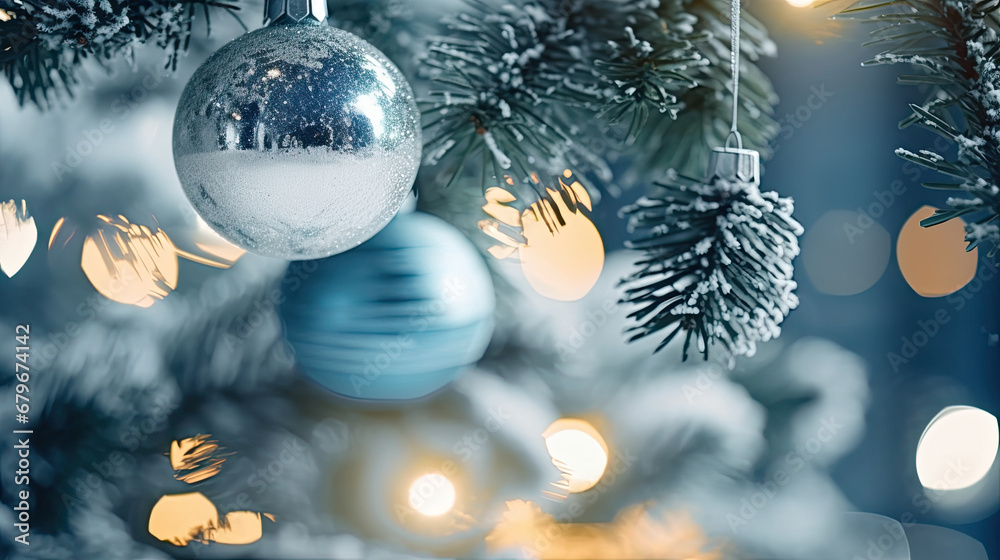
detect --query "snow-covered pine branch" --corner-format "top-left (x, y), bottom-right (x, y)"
top-left (0, 0), bottom-right (243, 108)
top-left (621, 0), bottom-right (780, 180)
top-left (420, 0), bottom-right (706, 196)
top-left (841, 0), bottom-right (1000, 256)
top-left (621, 170), bottom-right (802, 363)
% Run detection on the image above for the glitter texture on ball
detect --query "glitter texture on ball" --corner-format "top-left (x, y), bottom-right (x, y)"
top-left (172, 24), bottom-right (421, 260)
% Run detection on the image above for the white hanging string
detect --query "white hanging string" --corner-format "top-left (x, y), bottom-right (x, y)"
top-left (729, 0), bottom-right (743, 149)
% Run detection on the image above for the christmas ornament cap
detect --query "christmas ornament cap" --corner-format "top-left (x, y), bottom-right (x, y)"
top-left (265, 0), bottom-right (327, 26)
top-left (708, 145), bottom-right (760, 186)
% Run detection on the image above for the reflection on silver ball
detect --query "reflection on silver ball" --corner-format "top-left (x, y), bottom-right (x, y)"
top-left (172, 24), bottom-right (421, 260)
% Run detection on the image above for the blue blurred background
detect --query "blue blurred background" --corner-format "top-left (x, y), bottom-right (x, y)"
top-left (0, 0), bottom-right (997, 557)
top-left (592, 1), bottom-right (1000, 552)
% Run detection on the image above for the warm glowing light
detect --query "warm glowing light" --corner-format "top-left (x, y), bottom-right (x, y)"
top-left (148, 492), bottom-right (220, 546)
top-left (170, 435), bottom-right (229, 484)
top-left (150, 440), bottom-right (273, 547)
top-left (786, 0), bottom-right (814, 7)
top-left (148, 493), bottom-right (273, 546)
top-left (543, 419), bottom-right (608, 494)
top-left (49, 217), bottom-right (68, 250)
top-left (479, 170), bottom-right (604, 301)
top-left (204, 511), bottom-right (275, 545)
top-left (916, 406), bottom-right (999, 491)
top-left (487, 500), bottom-right (719, 559)
top-left (0, 199), bottom-right (37, 278)
top-left (0, 9), bottom-right (13, 22)
top-left (408, 473), bottom-right (456, 517)
top-left (81, 215), bottom-right (179, 307)
top-left (898, 206), bottom-right (978, 297)
top-left (174, 215), bottom-right (246, 269)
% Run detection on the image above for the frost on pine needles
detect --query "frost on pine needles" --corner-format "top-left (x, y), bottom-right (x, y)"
top-left (420, 0), bottom-right (707, 193)
top-left (844, 0), bottom-right (1000, 256)
top-left (621, 171), bottom-right (802, 362)
top-left (422, 0), bottom-right (607, 190)
top-left (0, 0), bottom-right (241, 107)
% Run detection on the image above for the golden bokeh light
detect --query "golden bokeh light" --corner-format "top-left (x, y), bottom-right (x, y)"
top-left (81, 215), bottom-right (179, 307)
top-left (0, 199), bottom-right (38, 278)
top-left (543, 419), bottom-right (609, 494)
top-left (148, 493), bottom-right (273, 546)
top-left (786, 0), bottom-right (814, 7)
top-left (148, 492), bottom-right (220, 546)
top-left (486, 500), bottom-right (720, 559)
top-left (170, 435), bottom-right (229, 484)
top-left (408, 473), bottom-right (457, 517)
top-left (203, 511), bottom-right (276, 545)
top-left (916, 406), bottom-right (999, 492)
top-left (479, 170), bottom-right (605, 301)
top-left (897, 206), bottom-right (978, 297)
top-left (150, 438), bottom-right (273, 547)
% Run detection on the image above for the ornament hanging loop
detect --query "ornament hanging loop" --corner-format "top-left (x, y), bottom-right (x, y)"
top-left (729, 0), bottom-right (742, 136)
top-left (707, 0), bottom-right (759, 186)
top-left (265, 0), bottom-right (327, 26)
top-left (725, 129), bottom-right (743, 151)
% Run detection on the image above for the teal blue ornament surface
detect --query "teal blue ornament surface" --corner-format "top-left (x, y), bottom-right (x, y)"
top-left (282, 212), bottom-right (495, 400)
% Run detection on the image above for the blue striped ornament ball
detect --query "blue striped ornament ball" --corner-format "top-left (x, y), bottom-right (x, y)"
top-left (281, 212), bottom-right (496, 400)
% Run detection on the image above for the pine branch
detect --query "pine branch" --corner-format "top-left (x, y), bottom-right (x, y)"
top-left (420, 0), bottom-right (706, 200)
top-left (837, 0), bottom-right (1000, 256)
top-left (326, 0), bottom-right (431, 77)
top-left (596, 26), bottom-right (701, 139)
top-left (623, 0), bottom-right (781, 179)
top-left (551, 0), bottom-right (705, 131)
top-left (0, 0), bottom-right (243, 108)
top-left (620, 170), bottom-right (802, 362)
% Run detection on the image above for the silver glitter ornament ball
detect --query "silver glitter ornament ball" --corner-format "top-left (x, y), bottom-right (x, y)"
top-left (172, 22), bottom-right (421, 260)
